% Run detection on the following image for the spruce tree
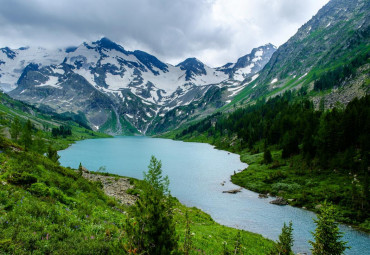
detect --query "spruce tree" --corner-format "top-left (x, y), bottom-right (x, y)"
top-left (310, 203), bottom-right (349, 255)
top-left (47, 145), bottom-right (60, 164)
top-left (125, 156), bottom-right (178, 254)
top-left (21, 119), bottom-right (32, 151)
top-left (10, 116), bottom-right (22, 141)
top-left (263, 148), bottom-right (273, 164)
top-left (276, 221), bottom-right (294, 255)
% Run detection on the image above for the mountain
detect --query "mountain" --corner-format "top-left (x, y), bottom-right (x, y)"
top-left (0, 38), bottom-right (275, 134)
top-left (216, 43), bottom-right (276, 81)
top-left (232, 0), bottom-right (369, 106)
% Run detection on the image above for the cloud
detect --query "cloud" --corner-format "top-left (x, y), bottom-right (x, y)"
top-left (0, 0), bottom-right (329, 67)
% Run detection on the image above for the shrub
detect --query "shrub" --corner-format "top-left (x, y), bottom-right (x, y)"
top-left (271, 182), bottom-right (301, 193)
top-left (29, 182), bottom-right (50, 196)
top-left (7, 172), bottom-right (37, 185)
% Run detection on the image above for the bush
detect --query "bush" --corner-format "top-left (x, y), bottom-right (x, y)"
top-left (28, 182), bottom-right (50, 196)
top-left (7, 172), bottom-right (37, 185)
top-left (271, 182), bottom-right (301, 193)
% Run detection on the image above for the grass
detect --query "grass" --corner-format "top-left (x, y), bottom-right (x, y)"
top-left (161, 126), bottom-right (370, 233)
top-left (174, 202), bottom-right (274, 254)
top-left (231, 150), bottom-right (370, 232)
top-left (0, 137), bottom-right (275, 254)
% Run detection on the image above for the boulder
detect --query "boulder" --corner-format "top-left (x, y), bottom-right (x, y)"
top-left (222, 188), bottom-right (242, 194)
top-left (258, 193), bottom-right (268, 198)
top-left (315, 204), bottom-right (323, 210)
top-left (269, 197), bottom-right (288, 205)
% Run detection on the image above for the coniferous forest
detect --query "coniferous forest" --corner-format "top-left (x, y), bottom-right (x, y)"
top-left (175, 92), bottom-right (370, 229)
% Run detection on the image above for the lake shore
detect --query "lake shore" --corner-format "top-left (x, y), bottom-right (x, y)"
top-left (77, 165), bottom-right (275, 254)
top-left (158, 132), bottom-right (370, 234)
top-left (59, 136), bottom-right (370, 254)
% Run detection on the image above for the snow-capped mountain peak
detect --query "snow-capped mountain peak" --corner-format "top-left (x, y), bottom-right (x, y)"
top-left (0, 38), bottom-right (275, 134)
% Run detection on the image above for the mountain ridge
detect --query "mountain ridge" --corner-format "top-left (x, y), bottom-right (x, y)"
top-left (0, 38), bottom-right (276, 134)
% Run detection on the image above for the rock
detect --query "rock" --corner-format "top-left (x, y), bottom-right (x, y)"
top-left (269, 197), bottom-right (288, 205)
top-left (315, 204), bottom-right (323, 210)
top-left (222, 188), bottom-right (242, 194)
top-left (302, 207), bottom-right (307, 210)
top-left (258, 193), bottom-right (268, 198)
top-left (82, 172), bottom-right (137, 205)
top-left (287, 198), bottom-right (295, 202)
top-left (81, 166), bottom-right (90, 173)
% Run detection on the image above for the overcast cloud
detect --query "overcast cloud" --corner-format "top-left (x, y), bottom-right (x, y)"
top-left (0, 0), bottom-right (329, 67)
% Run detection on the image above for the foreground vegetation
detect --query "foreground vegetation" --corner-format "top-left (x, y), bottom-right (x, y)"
top-left (0, 96), bottom-right (275, 254)
top-left (165, 92), bottom-right (370, 231)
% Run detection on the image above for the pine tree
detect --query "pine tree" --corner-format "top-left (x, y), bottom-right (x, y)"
top-left (47, 145), bottom-right (60, 164)
top-left (125, 156), bottom-right (178, 254)
top-left (21, 119), bottom-right (33, 151)
top-left (276, 221), bottom-right (294, 255)
top-left (264, 148), bottom-right (273, 164)
top-left (78, 162), bottom-right (83, 176)
top-left (10, 116), bottom-right (22, 141)
top-left (310, 203), bottom-right (349, 255)
top-left (33, 130), bottom-right (46, 153)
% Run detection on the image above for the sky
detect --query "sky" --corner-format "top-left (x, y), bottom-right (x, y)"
top-left (0, 0), bottom-right (329, 67)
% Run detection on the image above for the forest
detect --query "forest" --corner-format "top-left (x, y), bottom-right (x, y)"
top-left (176, 92), bottom-right (370, 229)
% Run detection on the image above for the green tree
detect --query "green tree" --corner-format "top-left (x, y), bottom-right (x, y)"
top-left (21, 119), bottom-right (33, 151)
top-left (33, 130), bottom-right (46, 153)
top-left (78, 162), bottom-right (83, 176)
top-left (10, 116), bottom-right (22, 141)
top-left (263, 148), bottom-right (273, 164)
top-left (183, 210), bottom-right (192, 255)
top-left (275, 221), bottom-right (294, 255)
top-left (47, 145), bottom-right (60, 164)
top-left (0, 112), bottom-right (5, 140)
top-left (310, 203), bottom-right (349, 255)
top-left (125, 156), bottom-right (178, 254)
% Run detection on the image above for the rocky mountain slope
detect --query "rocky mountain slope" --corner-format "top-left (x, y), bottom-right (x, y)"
top-left (0, 38), bottom-right (275, 134)
top-left (231, 0), bottom-right (369, 106)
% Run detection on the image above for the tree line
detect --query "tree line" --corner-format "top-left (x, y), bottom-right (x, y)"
top-left (9, 116), bottom-right (67, 162)
top-left (177, 92), bottom-right (370, 223)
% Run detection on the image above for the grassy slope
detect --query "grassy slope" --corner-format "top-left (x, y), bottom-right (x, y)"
top-left (231, 151), bottom-right (370, 231)
top-left (0, 92), bottom-right (110, 150)
top-left (222, 44), bottom-right (370, 111)
top-left (0, 139), bottom-right (274, 254)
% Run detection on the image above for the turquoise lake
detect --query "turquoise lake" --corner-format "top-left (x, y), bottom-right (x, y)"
top-left (59, 136), bottom-right (370, 254)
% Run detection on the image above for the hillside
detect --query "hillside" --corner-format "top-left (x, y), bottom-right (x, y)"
top-left (230, 0), bottom-right (369, 108)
